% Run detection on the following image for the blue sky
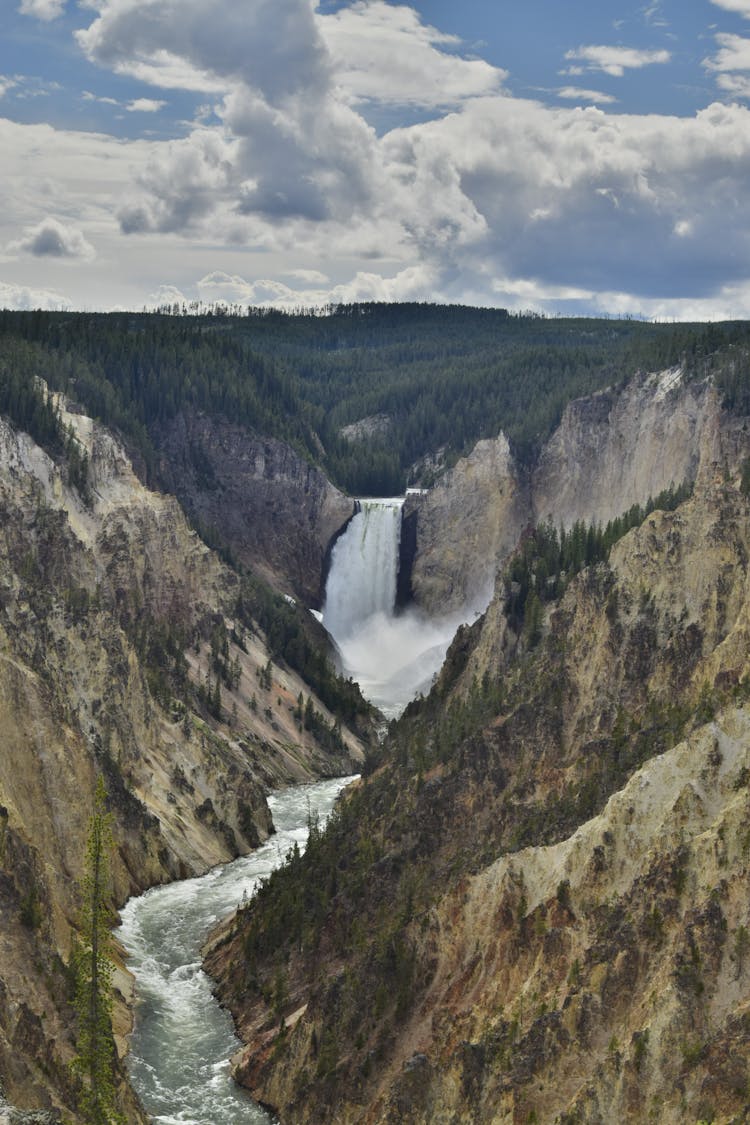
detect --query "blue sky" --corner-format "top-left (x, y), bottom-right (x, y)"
top-left (2, 0), bottom-right (750, 317)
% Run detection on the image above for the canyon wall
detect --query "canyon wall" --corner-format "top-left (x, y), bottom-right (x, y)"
top-left (532, 368), bottom-right (722, 527)
top-left (156, 412), bottom-right (355, 606)
top-left (403, 433), bottom-right (527, 615)
top-left (406, 370), bottom-right (737, 616)
top-left (0, 400), bottom-right (365, 1121)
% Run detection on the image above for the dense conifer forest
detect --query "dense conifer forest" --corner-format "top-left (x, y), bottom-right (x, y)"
top-left (2, 304), bottom-right (750, 496)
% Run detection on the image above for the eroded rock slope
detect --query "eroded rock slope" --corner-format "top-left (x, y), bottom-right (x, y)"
top-left (208, 466), bottom-right (750, 1124)
top-left (0, 399), bottom-right (366, 1121)
top-left (156, 411), bottom-right (354, 606)
top-left (407, 369), bottom-right (740, 616)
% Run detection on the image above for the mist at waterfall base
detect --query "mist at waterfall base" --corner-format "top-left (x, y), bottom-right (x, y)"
top-left (322, 499), bottom-right (479, 718)
top-left (119, 777), bottom-right (353, 1125)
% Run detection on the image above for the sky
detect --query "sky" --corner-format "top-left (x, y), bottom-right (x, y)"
top-left (2, 0), bottom-right (750, 318)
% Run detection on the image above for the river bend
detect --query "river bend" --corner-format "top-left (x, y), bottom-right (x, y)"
top-left (119, 776), bottom-right (355, 1125)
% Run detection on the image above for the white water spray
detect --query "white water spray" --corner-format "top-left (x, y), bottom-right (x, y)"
top-left (322, 498), bottom-right (469, 718)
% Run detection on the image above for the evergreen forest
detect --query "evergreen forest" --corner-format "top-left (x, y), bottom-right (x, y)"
top-left (1, 304), bottom-right (750, 495)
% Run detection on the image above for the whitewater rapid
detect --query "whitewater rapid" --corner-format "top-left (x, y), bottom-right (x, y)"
top-left (119, 777), bottom-right (355, 1125)
top-left (322, 497), bottom-right (471, 717)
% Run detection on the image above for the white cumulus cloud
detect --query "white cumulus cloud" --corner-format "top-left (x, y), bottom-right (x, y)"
top-left (703, 32), bottom-right (750, 98)
top-left (379, 96), bottom-right (750, 308)
top-left (127, 98), bottom-right (167, 112)
top-left (82, 90), bottom-right (120, 105)
top-left (147, 283), bottom-right (190, 308)
top-left (717, 72), bottom-right (750, 95)
top-left (80, 0), bottom-right (380, 227)
top-left (709, 0), bottom-right (750, 16)
top-left (557, 87), bottom-right (618, 104)
top-left (0, 280), bottom-right (72, 310)
top-left (76, 0), bottom-right (330, 97)
top-left (565, 45), bottom-right (671, 77)
top-left (319, 0), bottom-right (506, 108)
top-left (704, 33), bottom-right (750, 72)
top-left (195, 263), bottom-right (438, 307)
top-left (591, 279), bottom-right (750, 321)
top-left (7, 217), bottom-right (96, 260)
top-left (117, 128), bottom-right (237, 233)
top-left (18, 0), bottom-right (65, 20)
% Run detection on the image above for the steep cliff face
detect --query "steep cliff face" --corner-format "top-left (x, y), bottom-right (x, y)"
top-left (155, 411), bottom-right (355, 606)
top-left (0, 400), bottom-right (365, 1121)
top-left (403, 434), bottom-right (527, 614)
top-left (532, 369), bottom-right (722, 528)
top-left (207, 469), bottom-right (750, 1124)
top-left (407, 370), bottom-right (732, 616)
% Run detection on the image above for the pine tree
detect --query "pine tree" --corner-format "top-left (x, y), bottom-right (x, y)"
top-left (72, 776), bottom-right (123, 1124)
top-left (523, 590), bottom-right (543, 648)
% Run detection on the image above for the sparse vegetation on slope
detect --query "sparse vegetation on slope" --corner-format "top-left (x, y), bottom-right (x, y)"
top-left (0, 396), bottom-right (368, 1120)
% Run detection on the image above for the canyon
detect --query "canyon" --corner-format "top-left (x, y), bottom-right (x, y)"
top-left (1, 322), bottom-right (750, 1123)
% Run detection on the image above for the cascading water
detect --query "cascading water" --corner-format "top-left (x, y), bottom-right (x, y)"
top-left (323, 498), bottom-right (404, 640)
top-left (322, 498), bottom-right (468, 718)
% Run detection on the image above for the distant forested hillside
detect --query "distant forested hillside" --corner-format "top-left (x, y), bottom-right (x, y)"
top-left (1, 304), bottom-right (749, 495)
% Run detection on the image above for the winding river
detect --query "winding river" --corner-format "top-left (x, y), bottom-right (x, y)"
top-left (119, 776), bottom-right (356, 1125)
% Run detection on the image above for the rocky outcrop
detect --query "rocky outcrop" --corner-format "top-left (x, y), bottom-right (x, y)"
top-left (532, 368), bottom-right (722, 528)
top-left (155, 411), bottom-right (355, 606)
top-left (403, 434), bottom-right (527, 615)
top-left (362, 709), bottom-right (750, 1125)
top-left (407, 370), bottom-right (734, 616)
top-left (0, 399), bottom-right (365, 1121)
top-left (340, 414), bottom-right (392, 443)
top-left (0, 1083), bottom-right (61, 1123)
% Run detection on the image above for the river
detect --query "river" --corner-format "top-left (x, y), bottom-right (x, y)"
top-left (118, 776), bottom-right (356, 1125)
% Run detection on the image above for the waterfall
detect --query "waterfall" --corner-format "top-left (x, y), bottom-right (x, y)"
top-left (323, 498), bottom-right (404, 641)
top-left (322, 498), bottom-right (468, 718)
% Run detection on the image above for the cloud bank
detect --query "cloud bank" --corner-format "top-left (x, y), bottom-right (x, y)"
top-left (1, 0), bottom-right (750, 319)
top-left (0, 280), bottom-right (72, 309)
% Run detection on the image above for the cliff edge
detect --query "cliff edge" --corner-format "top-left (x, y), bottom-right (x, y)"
top-left (406, 369), bottom-right (734, 617)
